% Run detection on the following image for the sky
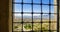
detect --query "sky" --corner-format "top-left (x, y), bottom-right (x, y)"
top-left (13, 0), bottom-right (56, 16)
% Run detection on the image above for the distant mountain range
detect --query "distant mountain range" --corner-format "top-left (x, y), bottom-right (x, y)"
top-left (15, 15), bottom-right (54, 19)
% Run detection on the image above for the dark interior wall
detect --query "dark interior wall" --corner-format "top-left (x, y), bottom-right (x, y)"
top-left (0, 0), bottom-right (9, 32)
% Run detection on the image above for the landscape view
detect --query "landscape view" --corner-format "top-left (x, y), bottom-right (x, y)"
top-left (13, 0), bottom-right (57, 32)
top-left (13, 14), bottom-right (57, 32)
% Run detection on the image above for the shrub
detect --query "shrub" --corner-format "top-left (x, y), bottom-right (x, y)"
top-left (24, 24), bottom-right (32, 29)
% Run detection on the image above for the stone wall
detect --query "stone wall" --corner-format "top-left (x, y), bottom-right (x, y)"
top-left (59, 0), bottom-right (60, 32)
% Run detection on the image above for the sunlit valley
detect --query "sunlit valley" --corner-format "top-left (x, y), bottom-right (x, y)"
top-left (13, 15), bottom-right (57, 32)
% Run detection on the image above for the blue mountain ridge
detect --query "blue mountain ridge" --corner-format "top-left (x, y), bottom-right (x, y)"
top-left (15, 15), bottom-right (54, 19)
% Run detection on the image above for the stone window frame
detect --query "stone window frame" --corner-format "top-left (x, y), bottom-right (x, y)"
top-left (9, 0), bottom-right (12, 32)
top-left (9, 0), bottom-right (59, 32)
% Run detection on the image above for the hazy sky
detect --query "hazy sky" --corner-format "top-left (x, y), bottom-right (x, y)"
top-left (13, 0), bottom-right (55, 16)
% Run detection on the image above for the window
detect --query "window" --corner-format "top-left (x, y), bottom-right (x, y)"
top-left (12, 0), bottom-right (59, 32)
